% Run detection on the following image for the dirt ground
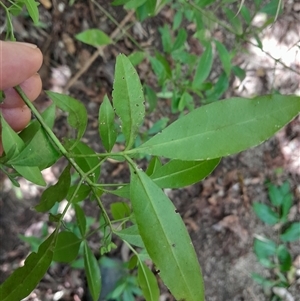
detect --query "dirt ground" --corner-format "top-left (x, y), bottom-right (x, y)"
top-left (0, 1), bottom-right (300, 301)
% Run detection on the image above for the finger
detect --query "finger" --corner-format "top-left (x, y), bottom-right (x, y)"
top-left (0, 73), bottom-right (42, 109)
top-left (0, 41), bottom-right (43, 90)
top-left (1, 106), bottom-right (32, 132)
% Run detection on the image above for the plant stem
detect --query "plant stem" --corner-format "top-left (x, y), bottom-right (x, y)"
top-left (14, 85), bottom-right (112, 230)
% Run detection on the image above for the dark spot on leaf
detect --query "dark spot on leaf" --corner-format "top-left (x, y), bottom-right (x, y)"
top-left (172, 243), bottom-right (176, 247)
top-left (122, 76), bottom-right (124, 79)
top-left (136, 104), bottom-right (139, 107)
top-left (154, 269), bottom-right (160, 275)
top-left (175, 209), bottom-right (179, 213)
top-left (133, 171), bottom-right (137, 174)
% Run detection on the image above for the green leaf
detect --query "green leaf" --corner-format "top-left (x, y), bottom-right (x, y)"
top-left (84, 242), bottom-right (101, 301)
top-left (146, 156), bottom-right (162, 176)
top-left (53, 231), bottom-right (81, 263)
top-left (149, 57), bottom-right (167, 85)
top-left (205, 72), bottom-right (229, 101)
top-left (137, 261), bottom-right (160, 301)
top-left (280, 223), bottom-right (300, 242)
top-left (1, 113), bottom-right (25, 157)
top-left (24, 0), bottom-right (39, 25)
top-left (260, 0), bottom-right (283, 16)
top-left (147, 117), bottom-right (169, 135)
top-left (150, 158), bottom-right (220, 188)
top-left (75, 204), bottom-right (87, 237)
top-left (75, 29), bottom-right (112, 47)
top-left (215, 40), bottom-right (231, 77)
top-left (254, 237), bottom-right (276, 267)
top-left (67, 140), bottom-right (101, 182)
top-left (7, 127), bottom-right (60, 169)
top-left (112, 0), bottom-right (130, 5)
top-left (172, 28), bottom-right (187, 51)
top-left (46, 91), bottom-right (88, 146)
top-left (173, 11), bottom-right (183, 30)
top-left (130, 168), bottom-right (204, 301)
top-left (131, 95), bottom-right (300, 160)
top-left (232, 65), bottom-right (246, 81)
top-left (0, 231), bottom-right (57, 301)
top-left (115, 224), bottom-right (145, 248)
top-left (136, 0), bottom-right (157, 21)
top-left (112, 54), bottom-right (145, 149)
top-left (253, 202), bottom-right (279, 225)
top-left (240, 5), bottom-right (252, 25)
top-left (19, 103), bottom-right (56, 143)
top-left (251, 273), bottom-right (275, 287)
top-left (223, 7), bottom-right (243, 35)
top-left (277, 245), bottom-right (292, 272)
top-left (98, 95), bottom-right (117, 152)
top-left (0, 114), bottom-right (46, 186)
top-left (128, 51), bottom-right (146, 66)
top-left (193, 43), bottom-right (213, 88)
top-left (124, 0), bottom-right (147, 10)
top-left (110, 202), bottom-right (131, 220)
top-left (178, 91), bottom-right (193, 112)
top-left (35, 165), bottom-right (71, 212)
top-left (8, 1), bottom-right (24, 16)
top-left (144, 85), bottom-right (157, 113)
top-left (67, 184), bottom-right (91, 203)
top-left (267, 183), bottom-right (283, 206)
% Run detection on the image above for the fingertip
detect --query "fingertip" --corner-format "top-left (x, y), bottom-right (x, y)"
top-left (0, 41), bottom-right (43, 89)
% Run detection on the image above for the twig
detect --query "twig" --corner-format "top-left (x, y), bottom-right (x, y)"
top-left (63, 10), bottom-right (135, 92)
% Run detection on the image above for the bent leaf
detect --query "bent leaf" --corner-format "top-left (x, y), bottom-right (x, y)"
top-left (0, 115), bottom-right (46, 186)
top-left (112, 54), bottom-right (145, 149)
top-left (53, 231), bottom-right (81, 263)
top-left (35, 165), bottom-right (71, 212)
top-left (132, 95), bottom-right (300, 160)
top-left (150, 158), bottom-right (220, 188)
top-left (130, 168), bottom-right (204, 301)
top-left (137, 261), bottom-right (160, 301)
top-left (66, 140), bottom-right (101, 182)
top-left (46, 91), bottom-right (87, 147)
top-left (0, 231), bottom-right (57, 301)
top-left (7, 127), bottom-right (60, 169)
top-left (115, 225), bottom-right (145, 248)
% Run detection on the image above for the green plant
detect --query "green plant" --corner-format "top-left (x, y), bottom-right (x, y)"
top-left (0, 1), bottom-right (300, 301)
top-left (252, 181), bottom-right (300, 300)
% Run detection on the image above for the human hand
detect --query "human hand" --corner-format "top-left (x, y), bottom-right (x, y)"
top-left (0, 41), bottom-right (43, 155)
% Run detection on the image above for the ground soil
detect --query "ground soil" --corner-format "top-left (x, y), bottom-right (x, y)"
top-left (0, 1), bottom-right (299, 301)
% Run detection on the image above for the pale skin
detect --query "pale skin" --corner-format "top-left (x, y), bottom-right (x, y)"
top-left (0, 41), bottom-right (43, 154)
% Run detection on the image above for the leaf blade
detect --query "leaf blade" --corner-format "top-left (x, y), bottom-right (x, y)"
top-left (130, 169), bottom-right (204, 301)
top-left (0, 231), bottom-right (57, 301)
top-left (132, 95), bottom-right (300, 160)
top-left (112, 54), bottom-right (145, 149)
